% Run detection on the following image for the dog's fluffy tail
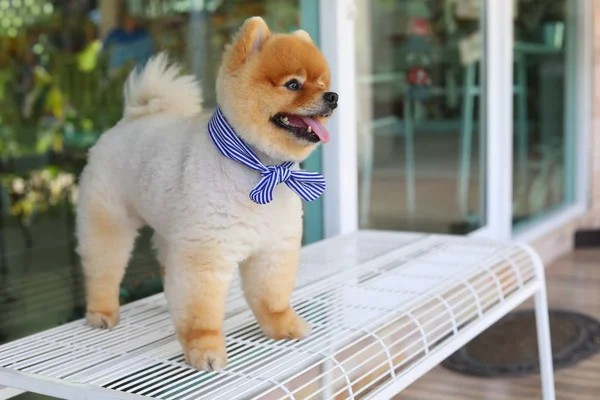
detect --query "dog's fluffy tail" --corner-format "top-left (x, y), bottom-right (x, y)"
top-left (123, 52), bottom-right (202, 120)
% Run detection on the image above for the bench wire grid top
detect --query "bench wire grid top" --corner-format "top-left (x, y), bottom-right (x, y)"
top-left (0, 231), bottom-right (549, 400)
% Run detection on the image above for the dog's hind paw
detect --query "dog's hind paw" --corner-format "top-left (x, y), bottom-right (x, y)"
top-left (86, 309), bottom-right (120, 329)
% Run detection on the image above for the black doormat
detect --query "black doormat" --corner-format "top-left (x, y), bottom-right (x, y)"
top-left (442, 310), bottom-right (600, 377)
top-left (575, 229), bottom-right (600, 248)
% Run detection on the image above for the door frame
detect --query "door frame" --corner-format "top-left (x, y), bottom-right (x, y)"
top-left (301, 0), bottom-right (325, 244)
top-left (469, 0), bottom-right (514, 239)
top-left (318, 0), bottom-right (359, 238)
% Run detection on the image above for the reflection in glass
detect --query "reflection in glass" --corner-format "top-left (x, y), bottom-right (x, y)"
top-left (0, 0), bottom-right (300, 344)
top-left (356, 0), bottom-right (485, 234)
top-left (512, 0), bottom-right (576, 228)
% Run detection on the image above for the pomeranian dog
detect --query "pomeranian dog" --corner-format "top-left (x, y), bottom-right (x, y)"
top-left (76, 17), bottom-right (337, 371)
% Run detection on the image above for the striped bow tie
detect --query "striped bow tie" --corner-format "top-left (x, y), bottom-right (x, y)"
top-left (208, 108), bottom-right (326, 205)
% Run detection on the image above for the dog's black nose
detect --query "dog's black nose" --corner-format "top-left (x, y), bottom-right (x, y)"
top-left (323, 92), bottom-right (339, 109)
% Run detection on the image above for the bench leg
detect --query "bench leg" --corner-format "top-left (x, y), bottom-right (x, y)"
top-left (535, 286), bottom-right (555, 400)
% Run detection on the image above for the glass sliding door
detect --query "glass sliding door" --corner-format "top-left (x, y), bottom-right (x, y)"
top-left (511, 0), bottom-right (578, 228)
top-left (356, 0), bottom-right (486, 234)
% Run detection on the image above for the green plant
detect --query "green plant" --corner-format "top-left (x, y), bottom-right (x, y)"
top-left (2, 167), bottom-right (77, 226)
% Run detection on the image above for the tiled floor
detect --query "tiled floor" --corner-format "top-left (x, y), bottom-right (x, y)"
top-left (395, 249), bottom-right (600, 400)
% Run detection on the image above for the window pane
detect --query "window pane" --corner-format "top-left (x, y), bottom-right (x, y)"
top-left (512, 0), bottom-right (577, 228)
top-left (356, 0), bottom-right (486, 234)
top-left (0, 0), bottom-right (300, 344)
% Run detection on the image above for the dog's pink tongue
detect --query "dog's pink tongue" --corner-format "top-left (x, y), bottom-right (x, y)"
top-left (300, 116), bottom-right (330, 143)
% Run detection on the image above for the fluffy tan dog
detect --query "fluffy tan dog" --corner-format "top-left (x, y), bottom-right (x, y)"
top-left (76, 17), bottom-right (337, 371)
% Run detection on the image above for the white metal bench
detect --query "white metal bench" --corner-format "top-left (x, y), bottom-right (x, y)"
top-left (0, 231), bottom-right (555, 399)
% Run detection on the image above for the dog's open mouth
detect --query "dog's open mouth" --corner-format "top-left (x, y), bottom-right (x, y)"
top-left (271, 113), bottom-right (330, 143)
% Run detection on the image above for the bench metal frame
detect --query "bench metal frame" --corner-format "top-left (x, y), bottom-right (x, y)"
top-left (0, 232), bottom-right (555, 399)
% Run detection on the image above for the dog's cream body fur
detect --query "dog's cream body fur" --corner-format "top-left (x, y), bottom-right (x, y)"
top-left (78, 17), bottom-right (333, 371)
top-left (80, 54), bottom-right (302, 259)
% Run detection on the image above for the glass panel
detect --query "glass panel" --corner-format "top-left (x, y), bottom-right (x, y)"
top-left (356, 0), bottom-right (486, 234)
top-left (0, 0), bottom-right (302, 345)
top-left (512, 0), bottom-right (577, 228)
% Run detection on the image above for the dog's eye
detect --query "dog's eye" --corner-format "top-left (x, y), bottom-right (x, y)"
top-left (284, 79), bottom-right (301, 91)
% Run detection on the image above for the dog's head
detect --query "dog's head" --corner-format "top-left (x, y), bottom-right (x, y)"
top-left (216, 17), bottom-right (337, 162)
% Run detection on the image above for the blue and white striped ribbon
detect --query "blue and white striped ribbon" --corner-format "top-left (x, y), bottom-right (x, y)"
top-left (208, 108), bottom-right (326, 205)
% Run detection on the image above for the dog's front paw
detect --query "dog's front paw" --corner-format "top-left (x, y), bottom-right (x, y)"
top-left (183, 332), bottom-right (228, 371)
top-left (86, 309), bottom-right (120, 329)
top-left (261, 308), bottom-right (312, 340)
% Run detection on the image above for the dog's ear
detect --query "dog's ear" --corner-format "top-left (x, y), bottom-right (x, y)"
top-left (292, 30), bottom-right (312, 43)
top-left (224, 17), bottom-right (271, 72)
